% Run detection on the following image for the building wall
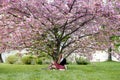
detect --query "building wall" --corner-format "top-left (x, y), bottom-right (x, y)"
top-left (1, 50), bottom-right (120, 63)
top-left (1, 49), bottom-right (27, 62)
top-left (67, 50), bottom-right (120, 63)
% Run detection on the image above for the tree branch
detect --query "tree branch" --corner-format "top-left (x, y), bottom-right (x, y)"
top-left (62, 15), bottom-right (95, 40)
top-left (79, 32), bottom-right (100, 39)
top-left (60, 40), bottom-right (76, 54)
top-left (64, 46), bottom-right (79, 58)
top-left (68, 0), bottom-right (77, 13)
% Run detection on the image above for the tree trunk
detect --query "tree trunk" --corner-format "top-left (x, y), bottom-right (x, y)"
top-left (108, 47), bottom-right (112, 61)
top-left (0, 54), bottom-right (3, 63)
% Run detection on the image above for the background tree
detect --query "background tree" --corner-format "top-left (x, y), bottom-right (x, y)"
top-left (90, 0), bottom-right (120, 61)
top-left (0, 0), bottom-right (120, 62)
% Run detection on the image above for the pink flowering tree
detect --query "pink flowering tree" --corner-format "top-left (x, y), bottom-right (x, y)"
top-left (0, 0), bottom-right (120, 62)
top-left (91, 1), bottom-right (120, 61)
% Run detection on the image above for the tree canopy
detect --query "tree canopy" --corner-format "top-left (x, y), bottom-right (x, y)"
top-left (0, 0), bottom-right (120, 60)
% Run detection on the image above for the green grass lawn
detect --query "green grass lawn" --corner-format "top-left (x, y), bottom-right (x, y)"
top-left (0, 62), bottom-right (120, 80)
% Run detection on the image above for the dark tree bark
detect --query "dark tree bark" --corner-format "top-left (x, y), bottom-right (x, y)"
top-left (0, 54), bottom-right (3, 63)
top-left (108, 47), bottom-right (112, 61)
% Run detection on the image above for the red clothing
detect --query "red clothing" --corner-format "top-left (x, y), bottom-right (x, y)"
top-left (54, 62), bottom-right (65, 69)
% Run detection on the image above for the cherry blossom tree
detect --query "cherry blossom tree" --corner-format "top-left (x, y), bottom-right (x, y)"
top-left (92, 0), bottom-right (120, 61)
top-left (0, 0), bottom-right (120, 62)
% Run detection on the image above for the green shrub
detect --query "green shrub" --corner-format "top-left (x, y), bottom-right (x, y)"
top-left (42, 59), bottom-right (51, 64)
top-left (76, 57), bottom-right (90, 65)
top-left (36, 58), bottom-right (42, 64)
top-left (36, 57), bottom-right (51, 65)
top-left (6, 55), bottom-right (18, 64)
top-left (67, 61), bottom-right (76, 65)
top-left (21, 55), bottom-right (37, 65)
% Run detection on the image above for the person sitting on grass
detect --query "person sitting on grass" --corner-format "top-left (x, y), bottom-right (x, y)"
top-left (48, 54), bottom-right (67, 70)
